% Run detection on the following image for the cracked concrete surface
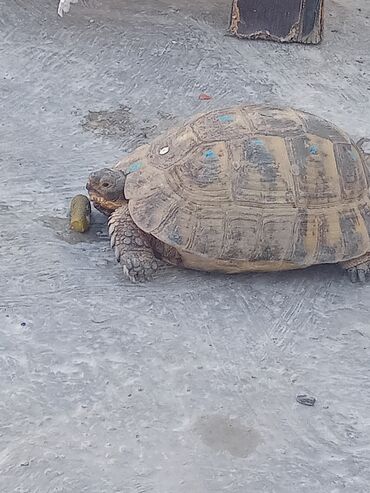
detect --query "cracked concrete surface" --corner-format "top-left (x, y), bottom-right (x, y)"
top-left (1, 1), bottom-right (370, 492)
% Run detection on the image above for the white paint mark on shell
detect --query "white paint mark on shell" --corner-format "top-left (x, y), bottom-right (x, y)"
top-left (159, 146), bottom-right (169, 155)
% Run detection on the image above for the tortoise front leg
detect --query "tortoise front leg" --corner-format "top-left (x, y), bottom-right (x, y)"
top-left (108, 204), bottom-right (159, 282)
top-left (341, 253), bottom-right (370, 283)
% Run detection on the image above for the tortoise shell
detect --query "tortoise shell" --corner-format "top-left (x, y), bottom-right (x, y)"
top-left (114, 105), bottom-right (370, 272)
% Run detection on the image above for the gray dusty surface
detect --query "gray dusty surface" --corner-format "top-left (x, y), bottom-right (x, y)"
top-left (1, 1), bottom-right (370, 492)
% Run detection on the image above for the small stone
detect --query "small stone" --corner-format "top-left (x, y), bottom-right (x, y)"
top-left (296, 394), bottom-right (316, 406)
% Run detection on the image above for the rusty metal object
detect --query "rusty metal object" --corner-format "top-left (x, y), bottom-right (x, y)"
top-left (229, 0), bottom-right (324, 45)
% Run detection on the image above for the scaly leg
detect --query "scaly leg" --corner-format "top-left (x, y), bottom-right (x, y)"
top-left (108, 204), bottom-right (159, 282)
top-left (341, 253), bottom-right (370, 283)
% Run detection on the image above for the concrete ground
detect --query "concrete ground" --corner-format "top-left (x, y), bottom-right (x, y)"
top-left (1, 0), bottom-right (370, 491)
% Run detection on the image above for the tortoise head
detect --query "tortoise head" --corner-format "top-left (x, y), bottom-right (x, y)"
top-left (86, 168), bottom-right (127, 215)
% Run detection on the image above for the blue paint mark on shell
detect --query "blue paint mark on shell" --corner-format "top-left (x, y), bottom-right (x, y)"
top-left (168, 231), bottom-right (182, 244)
top-left (252, 139), bottom-right (264, 146)
top-left (126, 161), bottom-right (143, 174)
top-left (204, 149), bottom-right (218, 160)
top-left (309, 145), bottom-right (319, 155)
top-left (218, 114), bottom-right (234, 123)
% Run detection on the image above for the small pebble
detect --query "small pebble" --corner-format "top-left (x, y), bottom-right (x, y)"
top-left (296, 394), bottom-right (316, 406)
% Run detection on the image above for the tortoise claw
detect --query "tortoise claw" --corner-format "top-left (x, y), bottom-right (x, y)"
top-left (357, 265), bottom-right (368, 283)
top-left (346, 265), bottom-right (368, 283)
top-left (121, 256), bottom-right (159, 282)
top-left (358, 271), bottom-right (365, 282)
top-left (348, 268), bottom-right (358, 283)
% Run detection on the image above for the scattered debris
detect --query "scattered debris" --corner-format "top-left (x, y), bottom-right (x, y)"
top-left (296, 394), bottom-right (316, 406)
top-left (81, 105), bottom-right (134, 138)
top-left (81, 105), bottom-right (156, 145)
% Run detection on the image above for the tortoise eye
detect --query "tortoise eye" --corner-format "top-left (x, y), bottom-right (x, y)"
top-left (102, 182), bottom-right (110, 188)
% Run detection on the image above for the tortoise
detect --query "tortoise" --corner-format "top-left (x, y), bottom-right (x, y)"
top-left (86, 104), bottom-right (370, 282)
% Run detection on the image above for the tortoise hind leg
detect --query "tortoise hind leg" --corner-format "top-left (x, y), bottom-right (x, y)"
top-left (149, 236), bottom-right (183, 268)
top-left (341, 253), bottom-right (370, 283)
top-left (108, 205), bottom-right (159, 282)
